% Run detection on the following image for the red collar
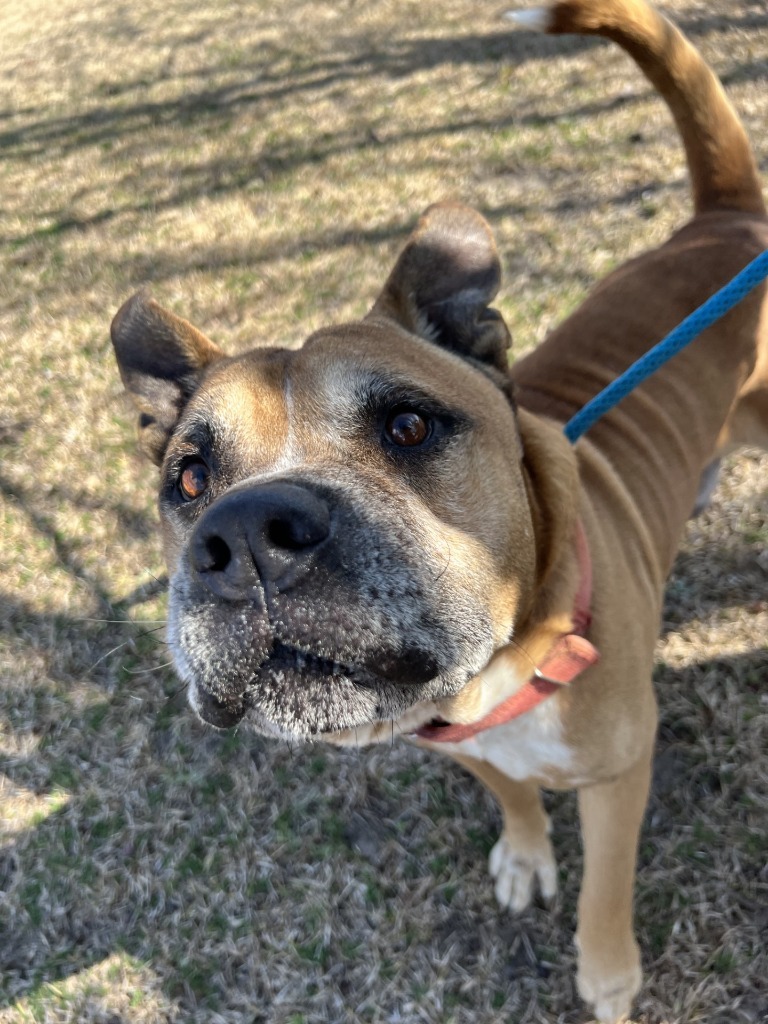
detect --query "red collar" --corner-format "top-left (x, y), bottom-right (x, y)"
top-left (414, 521), bottom-right (599, 744)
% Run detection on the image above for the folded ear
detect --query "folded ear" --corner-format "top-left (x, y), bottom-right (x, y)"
top-left (110, 292), bottom-right (224, 465)
top-left (367, 201), bottom-right (512, 370)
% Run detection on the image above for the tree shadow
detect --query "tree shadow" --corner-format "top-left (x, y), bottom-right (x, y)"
top-left (0, 468), bottom-right (166, 617)
top-left (4, 8), bottom-right (764, 160)
top-left (661, 508), bottom-right (768, 638)
top-left (6, 4), bottom-right (766, 158)
top-left (0, 29), bottom-right (598, 158)
top-left (4, 6), bottom-right (764, 261)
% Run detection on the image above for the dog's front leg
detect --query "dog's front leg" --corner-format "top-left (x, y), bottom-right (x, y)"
top-left (575, 747), bottom-right (653, 1023)
top-left (453, 753), bottom-right (556, 913)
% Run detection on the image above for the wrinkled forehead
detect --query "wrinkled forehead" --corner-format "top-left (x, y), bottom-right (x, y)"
top-left (175, 321), bottom-right (514, 457)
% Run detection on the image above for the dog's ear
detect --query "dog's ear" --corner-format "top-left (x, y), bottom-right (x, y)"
top-left (110, 292), bottom-right (224, 465)
top-left (368, 201), bottom-right (512, 370)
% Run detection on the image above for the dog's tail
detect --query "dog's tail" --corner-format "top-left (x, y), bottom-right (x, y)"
top-left (510, 0), bottom-right (765, 216)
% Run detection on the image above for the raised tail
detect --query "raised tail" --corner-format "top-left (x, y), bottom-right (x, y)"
top-left (510, 0), bottom-right (765, 216)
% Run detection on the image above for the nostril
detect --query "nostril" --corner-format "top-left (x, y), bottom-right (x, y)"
top-left (202, 534), bottom-right (231, 572)
top-left (266, 516), bottom-right (324, 551)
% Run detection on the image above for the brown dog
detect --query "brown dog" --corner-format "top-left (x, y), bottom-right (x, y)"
top-left (110, 1), bottom-right (768, 1020)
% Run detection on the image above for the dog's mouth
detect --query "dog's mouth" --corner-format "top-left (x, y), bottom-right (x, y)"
top-left (263, 638), bottom-right (438, 688)
top-left (269, 640), bottom-right (359, 683)
top-left (189, 637), bottom-right (442, 733)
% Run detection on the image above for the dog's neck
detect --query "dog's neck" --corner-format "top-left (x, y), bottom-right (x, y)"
top-left (431, 407), bottom-right (589, 726)
top-left (417, 519), bottom-right (598, 741)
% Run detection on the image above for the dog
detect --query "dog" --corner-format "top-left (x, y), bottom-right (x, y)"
top-left (109, 1), bottom-right (768, 1020)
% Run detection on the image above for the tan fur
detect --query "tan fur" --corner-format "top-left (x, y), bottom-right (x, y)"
top-left (416, 3), bottom-right (768, 1018)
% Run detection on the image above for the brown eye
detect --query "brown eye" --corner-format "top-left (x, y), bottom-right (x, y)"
top-left (179, 460), bottom-right (210, 501)
top-left (384, 409), bottom-right (430, 447)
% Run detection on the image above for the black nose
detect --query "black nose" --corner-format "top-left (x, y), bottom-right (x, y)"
top-left (190, 481), bottom-right (331, 599)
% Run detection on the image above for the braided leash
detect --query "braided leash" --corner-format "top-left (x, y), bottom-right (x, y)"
top-left (563, 249), bottom-right (768, 444)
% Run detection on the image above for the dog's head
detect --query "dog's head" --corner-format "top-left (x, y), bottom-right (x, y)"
top-left (111, 203), bottom-right (565, 741)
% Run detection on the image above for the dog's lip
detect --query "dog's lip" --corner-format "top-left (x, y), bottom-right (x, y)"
top-left (260, 638), bottom-right (439, 689)
top-left (190, 641), bottom-right (445, 734)
top-left (266, 639), bottom-right (360, 682)
top-left (194, 687), bottom-right (247, 729)
top-left (192, 642), bottom-right (377, 732)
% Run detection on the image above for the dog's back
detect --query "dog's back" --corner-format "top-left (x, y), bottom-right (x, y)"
top-left (511, 0), bottom-right (768, 572)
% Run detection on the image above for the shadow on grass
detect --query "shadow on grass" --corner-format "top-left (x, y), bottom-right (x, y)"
top-left (4, 10), bottom-right (765, 251)
top-left (660, 517), bottom-right (768, 639)
top-left (0, 468), bottom-right (167, 624)
top-left (0, 588), bottom-right (242, 1009)
top-left (3, 94), bottom-right (639, 250)
top-left (99, 175), bottom-right (688, 293)
top-left (4, 6), bottom-right (766, 158)
top-left (1, 567), bottom-right (766, 1017)
top-left (0, 30), bottom-right (598, 159)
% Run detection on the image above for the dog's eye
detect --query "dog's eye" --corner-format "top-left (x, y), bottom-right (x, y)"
top-left (178, 459), bottom-right (210, 501)
top-left (384, 408), bottom-right (431, 448)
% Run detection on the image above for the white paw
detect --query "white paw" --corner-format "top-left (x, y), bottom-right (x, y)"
top-left (577, 956), bottom-right (642, 1024)
top-left (488, 832), bottom-right (557, 913)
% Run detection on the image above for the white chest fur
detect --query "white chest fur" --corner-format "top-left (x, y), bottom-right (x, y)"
top-left (435, 696), bottom-right (579, 784)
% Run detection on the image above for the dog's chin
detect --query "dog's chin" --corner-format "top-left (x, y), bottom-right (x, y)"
top-left (185, 641), bottom-right (462, 740)
top-left (321, 698), bottom-right (444, 747)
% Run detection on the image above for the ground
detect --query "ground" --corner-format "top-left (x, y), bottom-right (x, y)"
top-left (0, 1), bottom-right (766, 1022)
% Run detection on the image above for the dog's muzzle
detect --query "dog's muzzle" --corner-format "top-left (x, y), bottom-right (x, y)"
top-left (170, 474), bottom-right (492, 737)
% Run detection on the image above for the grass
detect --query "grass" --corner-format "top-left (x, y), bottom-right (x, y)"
top-left (1, 1), bottom-right (767, 1022)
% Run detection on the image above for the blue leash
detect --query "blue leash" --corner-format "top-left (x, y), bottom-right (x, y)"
top-left (563, 249), bottom-right (768, 444)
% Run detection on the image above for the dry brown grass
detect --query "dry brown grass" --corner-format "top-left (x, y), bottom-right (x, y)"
top-left (1, 1), bottom-right (766, 1022)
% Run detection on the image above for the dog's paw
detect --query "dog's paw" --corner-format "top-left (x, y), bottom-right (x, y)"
top-left (488, 832), bottom-right (557, 913)
top-left (576, 948), bottom-right (642, 1024)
